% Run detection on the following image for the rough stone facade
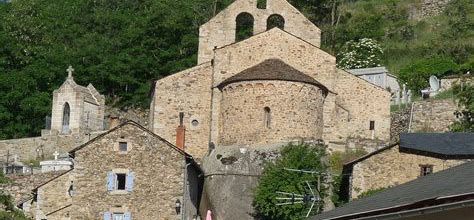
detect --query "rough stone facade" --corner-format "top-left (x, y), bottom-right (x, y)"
top-left (198, 0), bottom-right (321, 64)
top-left (150, 0), bottom-right (392, 158)
top-left (28, 122), bottom-right (202, 220)
top-left (409, 99), bottom-right (458, 132)
top-left (219, 80), bottom-right (325, 146)
top-left (440, 75), bottom-right (473, 92)
top-left (349, 145), bottom-right (466, 199)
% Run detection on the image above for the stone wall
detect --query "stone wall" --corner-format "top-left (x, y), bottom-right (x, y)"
top-left (350, 145), bottom-right (465, 199)
top-left (326, 69), bottom-right (391, 150)
top-left (440, 76), bottom-right (473, 92)
top-left (150, 63), bottom-right (213, 159)
top-left (409, 99), bottom-right (458, 132)
top-left (219, 80), bottom-right (325, 146)
top-left (33, 171), bottom-right (73, 219)
top-left (420, 0), bottom-right (451, 18)
top-left (0, 132), bottom-right (103, 163)
top-left (198, 0), bottom-right (321, 64)
top-left (390, 106), bottom-right (411, 142)
top-left (70, 123), bottom-right (187, 220)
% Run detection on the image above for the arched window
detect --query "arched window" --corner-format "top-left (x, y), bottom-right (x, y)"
top-left (267, 14), bottom-right (285, 30)
top-left (62, 102), bottom-right (70, 134)
top-left (235, 12), bottom-right (254, 42)
top-left (257, 0), bottom-right (267, 9)
top-left (264, 107), bottom-right (271, 129)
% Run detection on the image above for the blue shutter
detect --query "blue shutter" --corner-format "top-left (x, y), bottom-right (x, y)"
top-left (126, 172), bottom-right (135, 192)
top-left (124, 212), bottom-right (132, 220)
top-left (103, 212), bottom-right (111, 220)
top-left (107, 172), bottom-right (115, 191)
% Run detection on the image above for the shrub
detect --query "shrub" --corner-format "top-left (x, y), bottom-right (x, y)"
top-left (253, 143), bottom-right (329, 220)
top-left (398, 56), bottom-right (459, 92)
top-left (337, 38), bottom-right (384, 69)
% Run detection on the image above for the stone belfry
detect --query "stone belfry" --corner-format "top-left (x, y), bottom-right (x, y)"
top-left (50, 66), bottom-right (105, 135)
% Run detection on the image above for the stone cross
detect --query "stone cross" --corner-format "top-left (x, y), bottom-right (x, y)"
top-left (53, 151), bottom-right (60, 160)
top-left (67, 65), bottom-right (74, 78)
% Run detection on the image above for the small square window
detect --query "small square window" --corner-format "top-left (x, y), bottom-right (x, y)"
top-left (116, 174), bottom-right (126, 190)
top-left (119, 142), bottom-right (128, 151)
top-left (420, 165), bottom-right (433, 176)
top-left (369, 121), bottom-right (375, 130)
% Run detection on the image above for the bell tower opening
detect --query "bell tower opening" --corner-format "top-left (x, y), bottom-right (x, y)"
top-left (267, 14), bottom-right (285, 30)
top-left (264, 107), bottom-right (271, 129)
top-left (62, 102), bottom-right (70, 134)
top-left (235, 12), bottom-right (254, 42)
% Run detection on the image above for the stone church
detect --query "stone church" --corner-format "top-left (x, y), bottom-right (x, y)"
top-left (150, 0), bottom-right (391, 159)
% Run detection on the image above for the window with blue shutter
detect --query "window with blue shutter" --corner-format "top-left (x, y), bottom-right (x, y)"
top-left (104, 212), bottom-right (111, 220)
top-left (125, 172), bottom-right (135, 192)
top-left (124, 212), bottom-right (132, 220)
top-left (107, 172), bottom-right (115, 191)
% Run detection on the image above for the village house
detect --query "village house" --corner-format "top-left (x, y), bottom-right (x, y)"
top-left (24, 121), bottom-right (203, 220)
top-left (314, 161), bottom-right (474, 220)
top-left (341, 132), bottom-right (474, 200)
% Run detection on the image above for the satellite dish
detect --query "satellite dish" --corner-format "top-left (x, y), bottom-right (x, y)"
top-left (429, 75), bottom-right (440, 91)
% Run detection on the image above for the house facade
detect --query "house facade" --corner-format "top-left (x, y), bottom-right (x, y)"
top-left (27, 121), bottom-right (203, 220)
top-left (341, 133), bottom-right (474, 200)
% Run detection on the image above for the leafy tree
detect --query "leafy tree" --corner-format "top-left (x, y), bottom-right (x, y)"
top-left (336, 38), bottom-right (383, 69)
top-left (253, 143), bottom-right (329, 220)
top-left (451, 82), bottom-right (474, 132)
top-left (398, 57), bottom-right (459, 92)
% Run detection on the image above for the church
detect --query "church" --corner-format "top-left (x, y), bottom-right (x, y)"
top-left (149, 0), bottom-right (392, 159)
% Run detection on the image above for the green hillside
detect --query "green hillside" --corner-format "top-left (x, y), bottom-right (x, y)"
top-left (0, 0), bottom-right (472, 139)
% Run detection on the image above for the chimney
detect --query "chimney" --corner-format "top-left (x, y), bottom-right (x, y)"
top-left (176, 112), bottom-right (186, 150)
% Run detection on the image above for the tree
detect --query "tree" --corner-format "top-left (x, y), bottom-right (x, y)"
top-left (398, 56), bottom-right (458, 93)
top-left (253, 143), bottom-right (329, 220)
top-left (450, 81), bottom-right (474, 132)
top-left (336, 38), bottom-right (383, 69)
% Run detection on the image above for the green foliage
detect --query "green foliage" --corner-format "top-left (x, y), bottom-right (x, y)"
top-left (398, 57), bottom-right (458, 92)
top-left (328, 148), bottom-right (367, 207)
top-left (451, 83), bottom-right (474, 132)
top-left (0, 193), bottom-right (28, 220)
top-left (253, 143), bottom-right (329, 220)
top-left (336, 38), bottom-right (383, 69)
top-left (357, 187), bottom-right (386, 199)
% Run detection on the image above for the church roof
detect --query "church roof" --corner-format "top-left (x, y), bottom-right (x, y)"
top-left (59, 77), bottom-right (102, 105)
top-left (217, 59), bottom-right (328, 93)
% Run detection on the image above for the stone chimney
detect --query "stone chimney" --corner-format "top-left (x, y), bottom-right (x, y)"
top-left (176, 112), bottom-right (186, 150)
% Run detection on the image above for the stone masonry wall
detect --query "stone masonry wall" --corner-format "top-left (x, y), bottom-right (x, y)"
top-left (350, 146), bottom-right (465, 199)
top-left (0, 132), bottom-right (102, 163)
top-left (325, 69), bottom-right (391, 150)
top-left (33, 171), bottom-right (73, 219)
top-left (409, 99), bottom-right (458, 132)
top-left (219, 80), bottom-right (325, 146)
top-left (150, 63), bottom-right (213, 159)
top-left (70, 123), bottom-right (186, 220)
top-left (198, 0), bottom-right (321, 64)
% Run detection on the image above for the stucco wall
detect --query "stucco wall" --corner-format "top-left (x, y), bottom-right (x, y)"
top-left (219, 80), bottom-right (325, 146)
top-left (198, 0), bottom-right (321, 64)
top-left (150, 63), bottom-right (213, 158)
top-left (350, 146), bottom-right (465, 199)
top-left (70, 124), bottom-right (186, 220)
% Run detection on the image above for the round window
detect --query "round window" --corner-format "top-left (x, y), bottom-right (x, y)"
top-left (191, 120), bottom-right (199, 127)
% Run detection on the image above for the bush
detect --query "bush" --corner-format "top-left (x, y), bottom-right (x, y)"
top-left (253, 143), bottom-right (329, 220)
top-left (337, 38), bottom-right (384, 69)
top-left (398, 56), bottom-right (459, 92)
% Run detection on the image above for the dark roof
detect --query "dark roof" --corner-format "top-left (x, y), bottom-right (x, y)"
top-left (217, 59), bottom-right (329, 93)
top-left (400, 133), bottom-right (474, 158)
top-left (313, 161), bottom-right (474, 220)
top-left (69, 120), bottom-right (192, 159)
